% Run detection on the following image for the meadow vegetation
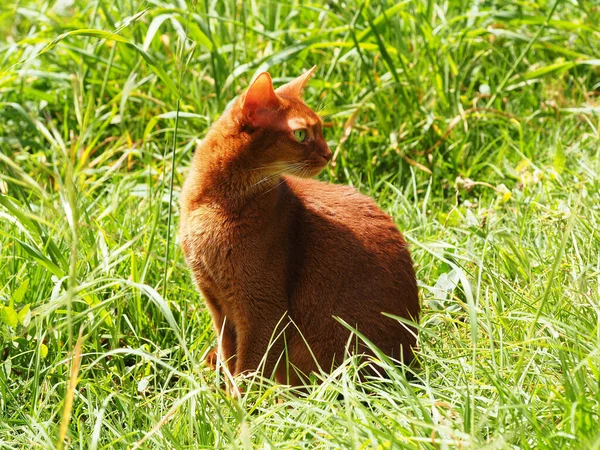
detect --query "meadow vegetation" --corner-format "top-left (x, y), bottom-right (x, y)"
top-left (1, 0), bottom-right (599, 447)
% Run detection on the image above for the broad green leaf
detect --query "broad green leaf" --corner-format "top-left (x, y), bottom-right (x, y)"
top-left (12, 278), bottom-right (29, 304)
top-left (554, 142), bottom-right (566, 174)
top-left (40, 343), bottom-right (48, 359)
top-left (17, 304), bottom-right (31, 326)
top-left (1, 305), bottom-right (18, 328)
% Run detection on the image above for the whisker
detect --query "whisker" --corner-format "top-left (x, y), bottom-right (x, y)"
top-left (208, 160), bottom-right (310, 202)
top-left (260, 164), bottom-right (306, 196)
top-left (250, 164), bottom-right (299, 188)
top-left (249, 161), bottom-right (305, 172)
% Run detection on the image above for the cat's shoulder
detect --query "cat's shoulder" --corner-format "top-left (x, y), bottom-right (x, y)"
top-left (282, 176), bottom-right (385, 218)
top-left (282, 177), bottom-right (405, 249)
top-left (284, 175), bottom-right (365, 199)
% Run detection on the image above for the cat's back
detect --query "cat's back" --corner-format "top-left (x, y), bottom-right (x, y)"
top-left (283, 175), bottom-right (403, 245)
top-left (282, 174), bottom-right (416, 301)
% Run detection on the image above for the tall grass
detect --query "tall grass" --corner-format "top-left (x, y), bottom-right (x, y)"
top-left (1, 0), bottom-right (599, 448)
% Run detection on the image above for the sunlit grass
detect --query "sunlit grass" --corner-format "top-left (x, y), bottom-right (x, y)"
top-left (1, 0), bottom-right (599, 448)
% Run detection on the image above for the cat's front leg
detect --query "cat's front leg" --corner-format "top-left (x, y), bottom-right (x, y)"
top-left (205, 322), bottom-right (237, 373)
top-left (201, 289), bottom-right (237, 372)
top-left (234, 308), bottom-right (289, 378)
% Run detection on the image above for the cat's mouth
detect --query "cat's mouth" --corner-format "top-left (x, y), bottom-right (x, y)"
top-left (276, 159), bottom-right (327, 179)
top-left (297, 160), bottom-right (328, 177)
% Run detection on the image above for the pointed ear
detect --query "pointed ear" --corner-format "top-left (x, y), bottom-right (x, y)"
top-left (242, 72), bottom-right (280, 120)
top-left (275, 66), bottom-right (317, 99)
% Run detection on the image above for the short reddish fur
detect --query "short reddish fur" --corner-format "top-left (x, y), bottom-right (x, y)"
top-left (179, 69), bottom-right (419, 385)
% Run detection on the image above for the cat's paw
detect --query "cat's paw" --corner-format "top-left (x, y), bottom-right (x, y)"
top-left (205, 346), bottom-right (218, 370)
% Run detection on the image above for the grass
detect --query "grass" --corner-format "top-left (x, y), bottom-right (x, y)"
top-left (1, 0), bottom-right (599, 447)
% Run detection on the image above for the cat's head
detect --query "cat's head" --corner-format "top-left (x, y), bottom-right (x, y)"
top-left (235, 67), bottom-right (332, 178)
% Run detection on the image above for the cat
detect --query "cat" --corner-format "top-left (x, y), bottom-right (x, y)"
top-left (179, 67), bottom-right (419, 386)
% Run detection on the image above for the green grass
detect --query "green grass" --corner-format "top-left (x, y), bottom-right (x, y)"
top-left (1, 0), bottom-right (600, 448)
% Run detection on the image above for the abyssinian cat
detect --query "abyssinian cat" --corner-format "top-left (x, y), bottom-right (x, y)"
top-left (179, 67), bottom-right (419, 386)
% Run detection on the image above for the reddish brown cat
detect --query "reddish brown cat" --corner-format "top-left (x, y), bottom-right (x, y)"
top-left (179, 67), bottom-right (419, 386)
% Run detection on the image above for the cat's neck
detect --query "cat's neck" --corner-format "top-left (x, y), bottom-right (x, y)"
top-left (182, 130), bottom-right (285, 213)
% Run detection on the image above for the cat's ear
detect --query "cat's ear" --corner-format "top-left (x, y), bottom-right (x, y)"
top-left (275, 66), bottom-right (317, 99)
top-left (242, 72), bottom-right (280, 123)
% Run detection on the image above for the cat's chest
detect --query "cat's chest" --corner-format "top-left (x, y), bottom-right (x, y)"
top-left (183, 208), bottom-right (239, 268)
top-left (181, 205), bottom-right (273, 286)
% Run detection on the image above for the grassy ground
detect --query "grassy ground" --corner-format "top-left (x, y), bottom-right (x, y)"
top-left (1, 0), bottom-right (600, 448)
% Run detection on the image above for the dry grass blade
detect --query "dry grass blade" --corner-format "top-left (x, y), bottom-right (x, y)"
top-left (57, 326), bottom-right (84, 450)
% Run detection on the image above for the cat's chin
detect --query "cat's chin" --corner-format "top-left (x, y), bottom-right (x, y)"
top-left (293, 163), bottom-right (326, 178)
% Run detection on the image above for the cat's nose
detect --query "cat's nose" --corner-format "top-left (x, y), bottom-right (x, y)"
top-left (319, 144), bottom-right (333, 162)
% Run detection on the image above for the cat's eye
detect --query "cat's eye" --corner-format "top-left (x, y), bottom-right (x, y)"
top-left (293, 129), bottom-right (307, 143)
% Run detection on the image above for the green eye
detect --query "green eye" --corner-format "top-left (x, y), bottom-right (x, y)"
top-left (293, 129), bottom-right (307, 142)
